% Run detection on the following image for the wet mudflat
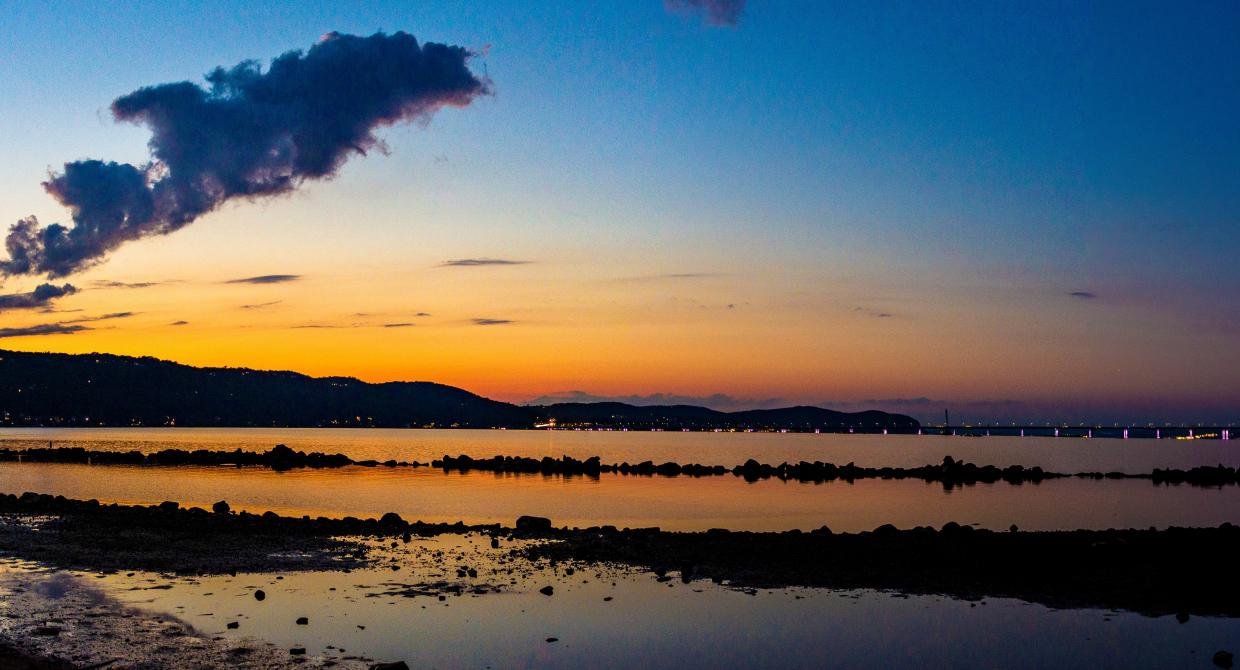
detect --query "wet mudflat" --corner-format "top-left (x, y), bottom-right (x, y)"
top-left (3, 534), bottom-right (1240, 670)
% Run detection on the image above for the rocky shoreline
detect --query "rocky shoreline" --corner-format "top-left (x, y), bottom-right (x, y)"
top-left (2, 491), bottom-right (1238, 618)
top-left (4, 446), bottom-right (1239, 487)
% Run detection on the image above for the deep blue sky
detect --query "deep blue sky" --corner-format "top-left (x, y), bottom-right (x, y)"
top-left (1, 1), bottom-right (1237, 423)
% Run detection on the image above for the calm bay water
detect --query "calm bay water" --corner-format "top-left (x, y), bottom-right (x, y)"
top-left (1, 428), bottom-right (1238, 532)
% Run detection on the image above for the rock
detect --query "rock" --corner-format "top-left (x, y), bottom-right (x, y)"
top-left (290, 648), bottom-right (306, 655)
top-left (1175, 612), bottom-right (1189, 624)
top-left (546, 637), bottom-right (559, 643)
top-left (490, 537), bottom-right (500, 548)
top-left (296, 617), bottom-right (309, 625)
top-left (212, 500), bottom-right (231, 514)
top-left (1009, 524), bottom-right (1019, 533)
top-left (226, 621), bottom-right (240, 629)
top-left (379, 512), bottom-right (404, 526)
top-left (371, 663), bottom-right (411, 670)
top-left (33, 625), bottom-right (61, 636)
top-left (539, 585), bottom-right (554, 596)
top-left (517, 515), bottom-right (552, 532)
top-left (158, 500), bottom-right (179, 511)
top-left (254, 589), bottom-right (266, 601)
top-left (603, 596), bottom-right (613, 602)
top-left (1214, 650), bottom-right (1234, 669)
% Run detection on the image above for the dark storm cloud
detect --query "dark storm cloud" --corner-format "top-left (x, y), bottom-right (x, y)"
top-left (1, 31), bottom-right (489, 278)
top-left (1069, 291), bottom-right (1097, 299)
top-left (440, 258), bottom-right (530, 267)
top-left (665, 0), bottom-right (745, 26)
top-left (0, 283), bottom-right (78, 310)
top-left (0, 323), bottom-right (90, 339)
top-left (472, 318), bottom-right (513, 325)
top-left (226, 274), bottom-right (301, 285)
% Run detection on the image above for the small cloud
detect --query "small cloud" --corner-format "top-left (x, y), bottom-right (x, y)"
top-left (92, 280), bottom-right (161, 289)
top-left (0, 323), bottom-right (90, 338)
top-left (291, 323), bottom-right (341, 329)
top-left (615, 272), bottom-right (721, 283)
top-left (665, 0), bottom-right (745, 26)
top-left (62, 311), bottom-right (136, 324)
top-left (472, 318), bottom-right (513, 326)
top-left (524, 390), bottom-right (785, 411)
top-left (241, 300), bottom-right (282, 310)
top-left (440, 258), bottom-right (531, 267)
top-left (862, 397), bottom-right (935, 407)
top-left (226, 274), bottom-right (302, 284)
top-left (383, 322), bottom-right (415, 328)
top-left (0, 283), bottom-right (78, 311)
top-left (433, 154), bottom-right (449, 163)
top-left (854, 306), bottom-right (894, 318)
top-left (1069, 291), bottom-right (1097, 299)
top-left (170, 320), bottom-right (189, 326)
top-left (416, 312), bottom-right (432, 317)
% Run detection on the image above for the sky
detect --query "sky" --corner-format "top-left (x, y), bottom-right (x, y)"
top-left (0, 0), bottom-right (1237, 424)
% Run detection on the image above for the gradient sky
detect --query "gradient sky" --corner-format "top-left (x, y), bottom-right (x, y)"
top-left (1, 1), bottom-right (1237, 423)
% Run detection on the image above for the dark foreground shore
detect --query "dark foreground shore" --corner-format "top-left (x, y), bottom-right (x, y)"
top-left (2, 491), bottom-right (1238, 618)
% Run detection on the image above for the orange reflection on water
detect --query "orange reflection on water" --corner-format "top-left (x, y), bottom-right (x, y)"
top-left (2, 463), bottom-right (1236, 532)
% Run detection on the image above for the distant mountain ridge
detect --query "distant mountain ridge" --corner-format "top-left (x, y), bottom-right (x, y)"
top-left (0, 349), bottom-right (918, 431)
top-left (533, 401), bottom-right (921, 432)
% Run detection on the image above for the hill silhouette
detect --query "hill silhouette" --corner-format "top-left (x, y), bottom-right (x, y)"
top-left (0, 349), bottom-right (918, 431)
top-left (535, 402), bottom-right (920, 432)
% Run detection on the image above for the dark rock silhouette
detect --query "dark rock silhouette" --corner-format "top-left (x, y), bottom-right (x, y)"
top-left (517, 516), bottom-right (553, 532)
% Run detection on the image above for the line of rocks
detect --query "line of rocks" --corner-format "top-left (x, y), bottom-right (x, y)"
top-left (4, 446), bottom-right (1238, 487)
top-left (0, 444), bottom-right (423, 471)
top-left (433, 453), bottom-right (1240, 488)
top-left (522, 520), bottom-right (1240, 618)
top-left (0, 491), bottom-right (496, 574)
